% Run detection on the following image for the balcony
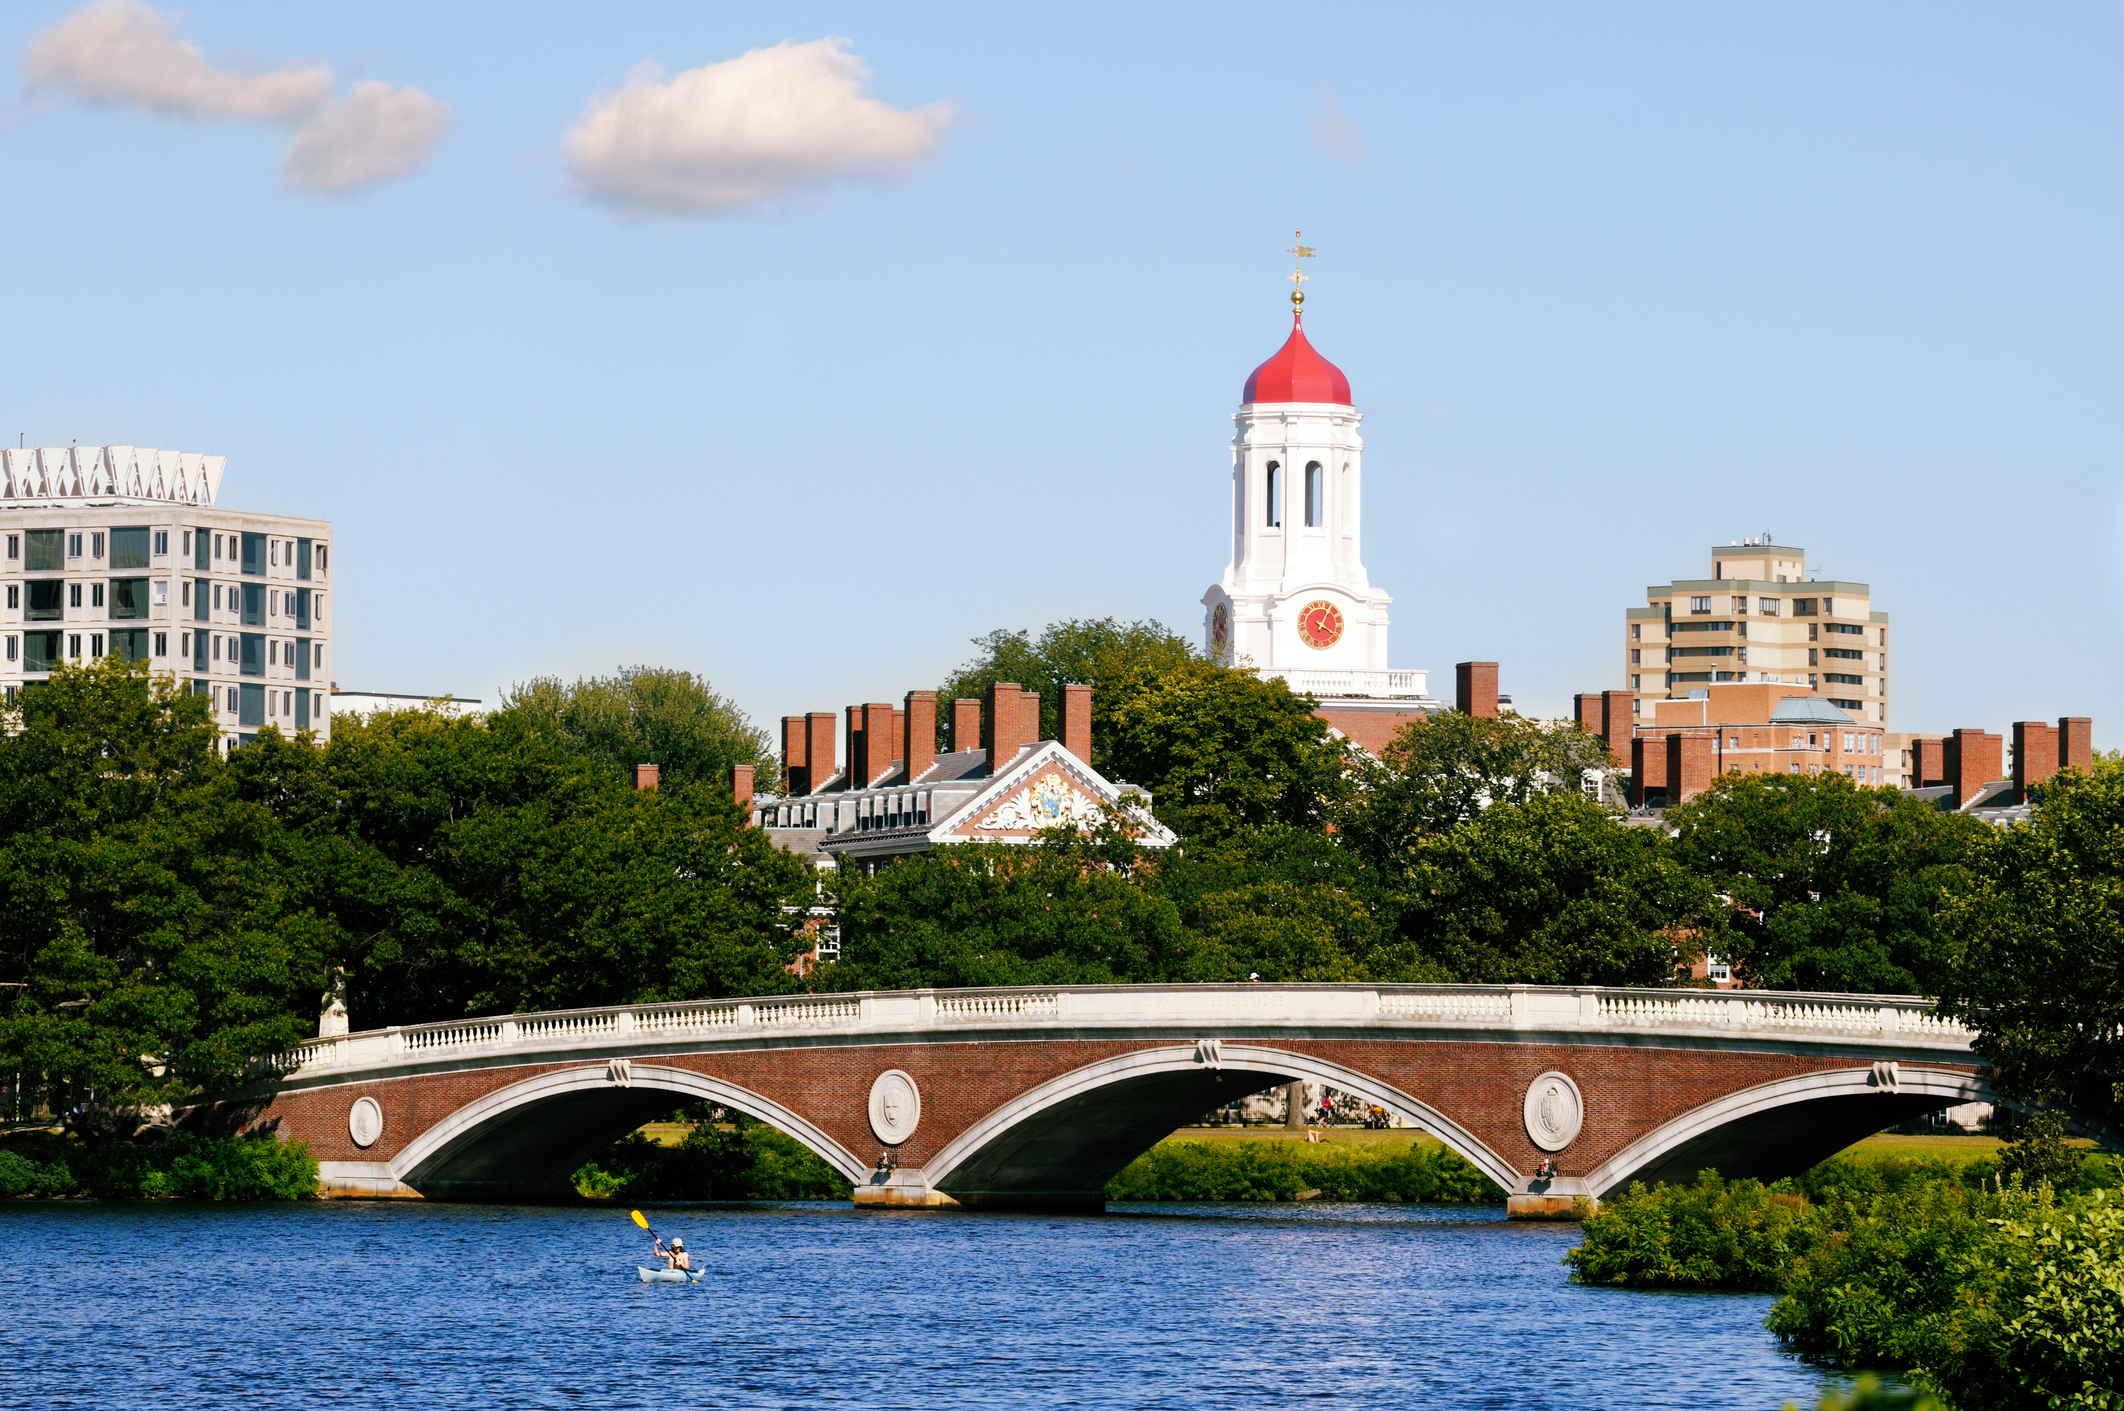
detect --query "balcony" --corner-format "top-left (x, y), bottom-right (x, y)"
top-left (1249, 667), bottom-right (1435, 700)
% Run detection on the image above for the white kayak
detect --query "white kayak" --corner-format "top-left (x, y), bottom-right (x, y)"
top-left (637, 1265), bottom-right (704, 1284)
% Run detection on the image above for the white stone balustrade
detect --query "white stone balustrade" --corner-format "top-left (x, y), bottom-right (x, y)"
top-left (271, 983), bottom-right (1976, 1087)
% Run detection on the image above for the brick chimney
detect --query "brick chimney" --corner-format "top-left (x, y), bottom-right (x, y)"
top-left (983, 681), bottom-right (1030, 767)
top-left (1456, 662), bottom-right (1499, 718)
top-left (733, 764), bottom-right (754, 811)
top-left (1573, 694), bottom-right (1598, 732)
top-left (1667, 733), bottom-right (1714, 805)
top-left (805, 712), bottom-right (837, 791)
top-left (845, 704), bottom-right (865, 790)
top-left (1061, 683), bottom-right (1092, 761)
top-left (1631, 733), bottom-right (1667, 806)
top-left (1913, 737), bottom-right (1946, 789)
top-left (1021, 689), bottom-right (1042, 742)
top-left (2013, 720), bottom-right (2059, 803)
top-left (1600, 689), bottom-right (1635, 766)
top-left (2060, 717), bottom-right (2093, 775)
top-left (950, 698), bottom-right (981, 753)
top-left (861, 702), bottom-right (896, 785)
top-left (780, 715), bottom-right (809, 796)
top-left (634, 764), bottom-right (659, 791)
top-left (903, 690), bottom-right (937, 784)
top-left (1946, 728), bottom-right (2002, 810)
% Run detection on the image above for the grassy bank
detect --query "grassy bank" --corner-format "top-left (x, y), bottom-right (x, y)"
top-left (1107, 1135), bottom-right (1501, 1203)
top-left (572, 1117), bottom-right (851, 1201)
top-left (0, 1130), bottom-right (318, 1201)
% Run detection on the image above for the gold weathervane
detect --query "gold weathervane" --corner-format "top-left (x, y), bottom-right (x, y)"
top-left (1287, 230), bottom-right (1315, 315)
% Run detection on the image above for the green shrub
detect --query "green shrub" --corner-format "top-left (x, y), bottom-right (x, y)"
top-left (1105, 1138), bottom-right (1501, 1203)
top-left (0, 1131), bottom-right (316, 1201)
top-left (569, 1118), bottom-right (852, 1202)
top-left (1567, 1172), bottom-right (1815, 1290)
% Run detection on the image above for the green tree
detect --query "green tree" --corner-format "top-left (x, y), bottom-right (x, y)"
top-left (1939, 758), bottom-right (2124, 1137)
top-left (1096, 661), bottom-right (1355, 840)
top-left (1155, 824), bottom-right (1384, 982)
top-left (1341, 711), bottom-right (1621, 863)
top-left (1371, 792), bottom-right (1710, 986)
top-left (501, 665), bottom-right (774, 792)
top-left (0, 660), bottom-right (326, 1125)
top-left (1667, 772), bottom-right (1989, 994)
top-left (939, 617), bottom-right (1200, 761)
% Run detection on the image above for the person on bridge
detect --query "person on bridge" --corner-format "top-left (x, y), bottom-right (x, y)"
top-left (653, 1236), bottom-right (690, 1274)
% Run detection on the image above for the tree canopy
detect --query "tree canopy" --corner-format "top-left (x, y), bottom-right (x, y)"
top-left (501, 665), bottom-right (775, 792)
top-left (939, 617), bottom-right (1200, 764)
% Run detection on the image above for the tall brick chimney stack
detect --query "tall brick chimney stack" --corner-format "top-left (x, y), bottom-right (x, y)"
top-left (732, 765), bottom-right (753, 811)
top-left (903, 690), bottom-right (937, 784)
top-left (1600, 689), bottom-right (1635, 766)
top-left (634, 764), bottom-right (659, 791)
top-left (805, 712), bottom-right (837, 791)
top-left (845, 705), bottom-right (865, 791)
top-left (1061, 684), bottom-right (1092, 761)
top-left (1456, 662), bottom-right (1499, 718)
top-left (1946, 728), bottom-right (2002, 810)
top-left (983, 681), bottom-right (1030, 767)
top-left (780, 716), bottom-right (809, 796)
top-left (2059, 717), bottom-right (2093, 775)
top-left (2013, 721), bottom-right (2060, 803)
top-left (1021, 690), bottom-right (1042, 742)
top-left (1913, 737), bottom-right (1946, 789)
top-left (861, 702), bottom-right (896, 785)
top-left (950, 698), bottom-right (981, 754)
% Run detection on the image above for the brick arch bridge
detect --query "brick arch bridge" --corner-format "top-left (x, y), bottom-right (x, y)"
top-left (238, 984), bottom-right (2037, 1217)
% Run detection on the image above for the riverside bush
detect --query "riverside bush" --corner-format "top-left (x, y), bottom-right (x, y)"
top-left (571, 1118), bottom-right (850, 1202)
top-left (1105, 1137), bottom-right (1501, 1203)
top-left (0, 1131), bottom-right (317, 1200)
top-left (1566, 1173), bottom-right (1813, 1290)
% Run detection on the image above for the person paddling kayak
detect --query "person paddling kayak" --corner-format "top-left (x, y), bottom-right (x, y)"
top-left (653, 1236), bottom-right (690, 1273)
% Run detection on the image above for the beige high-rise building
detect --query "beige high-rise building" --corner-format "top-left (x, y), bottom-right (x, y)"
top-left (1622, 539), bottom-right (1890, 729)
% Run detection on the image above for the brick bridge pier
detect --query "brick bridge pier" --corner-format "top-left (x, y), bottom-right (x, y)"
top-left (233, 983), bottom-right (2021, 1217)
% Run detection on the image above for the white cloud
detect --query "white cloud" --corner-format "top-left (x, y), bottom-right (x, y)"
top-left (563, 38), bottom-right (954, 218)
top-left (23, 1), bottom-right (443, 194)
top-left (284, 81), bottom-right (448, 192)
top-left (1309, 92), bottom-right (1369, 166)
top-left (25, 0), bottom-right (329, 122)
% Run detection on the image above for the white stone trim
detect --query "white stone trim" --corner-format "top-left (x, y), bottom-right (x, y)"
top-left (918, 1043), bottom-right (1521, 1194)
top-left (384, 1061), bottom-right (871, 1187)
top-left (1581, 1066), bottom-right (1990, 1197)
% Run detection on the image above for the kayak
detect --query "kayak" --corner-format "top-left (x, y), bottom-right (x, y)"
top-left (637, 1266), bottom-right (704, 1284)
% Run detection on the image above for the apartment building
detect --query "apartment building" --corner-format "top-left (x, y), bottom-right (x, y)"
top-left (1624, 538), bottom-right (1890, 727)
top-left (0, 446), bottom-right (332, 748)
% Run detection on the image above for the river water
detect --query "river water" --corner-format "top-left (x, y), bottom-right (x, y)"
top-left (1, 1200), bottom-right (1857, 1410)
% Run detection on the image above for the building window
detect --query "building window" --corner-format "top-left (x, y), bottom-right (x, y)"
top-left (1759, 598), bottom-right (1780, 615)
top-left (212, 635), bottom-right (221, 662)
top-left (195, 531), bottom-right (209, 570)
top-left (69, 584), bottom-right (83, 610)
top-left (26, 581), bottom-right (62, 621)
top-left (1730, 596), bottom-right (1747, 613)
top-left (1825, 673), bottom-right (1864, 685)
top-left (212, 583), bottom-right (222, 612)
top-left (1265, 462), bottom-right (1281, 527)
top-left (109, 629), bottom-right (148, 663)
top-left (194, 580), bottom-right (210, 623)
top-left (153, 530), bottom-right (168, 558)
top-left (1829, 697), bottom-right (1864, 710)
top-left (296, 539), bottom-right (313, 580)
top-left (154, 632), bottom-right (167, 657)
top-left (191, 631), bottom-right (205, 671)
top-left (312, 643), bottom-right (322, 670)
top-left (295, 588), bottom-right (310, 630)
top-left (110, 527), bottom-right (149, 569)
top-left (91, 532), bottom-right (104, 559)
top-left (1304, 461), bottom-right (1323, 527)
top-left (67, 634), bottom-right (80, 659)
top-left (107, 579), bottom-right (148, 618)
top-left (1792, 597), bottom-right (1816, 616)
top-left (4, 535), bottom-right (15, 560)
top-left (3, 636), bottom-right (12, 661)
top-left (241, 532), bottom-right (265, 575)
top-left (1630, 674), bottom-right (1640, 689)
top-left (24, 631), bottom-right (61, 672)
top-left (294, 636), bottom-right (310, 681)
top-left (270, 540), bottom-right (278, 568)
top-left (269, 639), bottom-right (279, 666)
top-left (1630, 649), bottom-right (1640, 665)
top-left (3, 586), bottom-right (13, 610)
top-left (1631, 624), bottom-right (1641, 640)
top-left (295, 688), bottom-right (311, 729)
top-left (67, 533), bottom-right (83, 559)
top-left (1689, 597), bottom-right (1711, 613)
top-left (239, 633), bottom-right (264, 676)
top-left (241, 583), bottom-right (264, 626)
top-left (25, 530), bottom-right (62, 571)
top-left (318, 545), bottom-right (328, 571)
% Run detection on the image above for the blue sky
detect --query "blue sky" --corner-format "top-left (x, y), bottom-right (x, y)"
top-left (3, 2), bottom-right (2117, 743)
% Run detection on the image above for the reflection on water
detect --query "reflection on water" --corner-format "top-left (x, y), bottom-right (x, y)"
top-left (1, 1200), bottom-right (1858, 1410)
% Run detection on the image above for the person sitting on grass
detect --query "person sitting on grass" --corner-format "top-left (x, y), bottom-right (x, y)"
top-left (654, 1236), bottom-right (690, 1273)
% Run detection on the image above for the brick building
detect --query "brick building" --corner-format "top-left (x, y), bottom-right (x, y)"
top-left (1901, 716), bottom-right (2094, 818)
top-left (1623, 539), bottom-right (1890, 729)
top-left (1612, 683), bottom-right (1888, 808)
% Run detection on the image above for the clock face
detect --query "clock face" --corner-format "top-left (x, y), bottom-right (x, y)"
top-left (1297, 600), bottom-right (1345, 650)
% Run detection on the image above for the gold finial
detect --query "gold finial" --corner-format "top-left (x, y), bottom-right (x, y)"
top-left (1286, 229), bottom-right (1315, 315)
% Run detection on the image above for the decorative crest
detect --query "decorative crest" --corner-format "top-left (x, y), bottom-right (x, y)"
top-left (1286, 230), bottom-right (1315, 315)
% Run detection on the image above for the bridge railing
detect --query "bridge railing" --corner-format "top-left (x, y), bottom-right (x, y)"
top-left (269, 983), bottom-right (1973, 1077)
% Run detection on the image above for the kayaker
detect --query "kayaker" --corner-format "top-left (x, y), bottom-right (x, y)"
top-left (653, 1236), bottom-right (690, 1273)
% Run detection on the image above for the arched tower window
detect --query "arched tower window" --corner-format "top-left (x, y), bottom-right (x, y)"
top-left (1265, 462), bottom-right (1281, 527)
top-left (1305, 462), bottom-right (1323, 527)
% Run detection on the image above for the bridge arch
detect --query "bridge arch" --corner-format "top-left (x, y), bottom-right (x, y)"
top-left (1584, 1065), bottom-right (1994, 1196)
top-left (388, 1063), bottom-right (870, 1198)
top-left (918, 1043), bottom-right (1517, 1205)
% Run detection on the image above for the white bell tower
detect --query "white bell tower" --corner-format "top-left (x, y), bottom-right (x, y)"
top-left (1202, 244), bottom-right (1391, 675)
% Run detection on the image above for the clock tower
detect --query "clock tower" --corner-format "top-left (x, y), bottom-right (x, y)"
top-left (1202, 251), bottom-right (1392, 676)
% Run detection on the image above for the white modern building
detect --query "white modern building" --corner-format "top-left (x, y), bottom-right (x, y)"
top-left (0, 445), bottom-right (333, 748)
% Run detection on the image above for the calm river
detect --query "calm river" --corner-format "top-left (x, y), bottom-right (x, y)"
top-left (1, 1200), bottom-right (1859, 1410)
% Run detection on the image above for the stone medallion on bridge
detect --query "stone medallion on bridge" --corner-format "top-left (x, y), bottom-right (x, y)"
top-left (868, 1070), bottom-right (922, 1146)
top-left (348, 1096), bottom-right (384, 1149)
top-left (1522, 1071), bottom-right (1583, 1152)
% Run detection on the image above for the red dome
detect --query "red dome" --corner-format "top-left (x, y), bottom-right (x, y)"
top-left (1242, 315), bottom-right (1352, 406)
